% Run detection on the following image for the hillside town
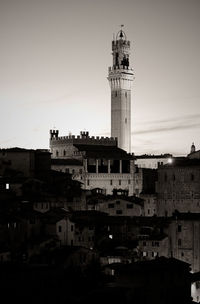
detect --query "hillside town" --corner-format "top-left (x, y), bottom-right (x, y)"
top-left (1, 28), bottom-right (200, 304)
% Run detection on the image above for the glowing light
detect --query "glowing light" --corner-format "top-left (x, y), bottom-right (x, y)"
top-left (168, 158), bottom-right (173, 164)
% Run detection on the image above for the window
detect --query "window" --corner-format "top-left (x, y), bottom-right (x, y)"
top-left (181, 252), bottom-right (184, 257)
top-left (143, 252), bottom-right (148, 257)
top-left (116, 209), bottom-right (123, 215)
top-left (125, 92), bottom-right (127, 98)
top-left (63, 150), bottom-right (66, 156)
top-left (127, 204), bottom-right (133, 209)
top-left (110, 180), bottom-right (113, 186)
top-left (148, 209), bottom-right (150, 215)
top-left (6, 183), bottom-right (9, 190)
top-left (128, 179), bottom-right (131, 185)
top-left (116, 200), bottom-right (120, 205)
top-left (178, 225), bottom-right (182, 232)
top-left (191, 174), bottom-right (194, 181)
top-left (115, 91), bottom-right (117, 97)
top-left (125, 118), bottom-right (127, 124)
top-left (108, 203), bottom-right (114, 208)
top-left (56, 150), bottom-right (59, 157)
top-left (58, 225), bottom-right (62, 233)
top-left (119, 180), bottom-right (121, 186)
top-left (72, 169), bottom-right (75, 174)
top-left (65, 168), bottom-right (69, 173)
top-left (87, 180), bottom-right (90, 186)
top-left (71, 225), bottom-right (74, 232)
top-left (172, 174), bottom-right (175, 181)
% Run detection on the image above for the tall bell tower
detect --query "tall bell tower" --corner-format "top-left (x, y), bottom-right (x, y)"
top-left (108, 27), bottom-right (134, 153)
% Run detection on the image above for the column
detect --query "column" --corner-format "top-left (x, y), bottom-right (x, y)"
top-left (108, 160), bottom-right (111, 174)
top-left (96, 159), bottom-right (99, 174)
top-left (119, 160), bottom-right (122, 173)
top-left (84, 159), bottom-right (88, 173)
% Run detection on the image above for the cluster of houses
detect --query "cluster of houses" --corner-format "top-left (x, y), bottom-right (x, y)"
top-left (1, 141), bottom-right (200, 302)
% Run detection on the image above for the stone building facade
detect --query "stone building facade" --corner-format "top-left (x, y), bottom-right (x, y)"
top-left (156, 158), bottom-right (200, 216)
top-left (50, 130), bottom-right (135, 195)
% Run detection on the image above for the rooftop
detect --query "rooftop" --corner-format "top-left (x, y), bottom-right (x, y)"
top-left (74, 144), bottom-right (134, 160)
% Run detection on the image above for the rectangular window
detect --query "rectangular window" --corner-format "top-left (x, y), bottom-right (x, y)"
top-left (108, 203), bottom-right (114, 208)
top-left (6, 183), bottom-right (9, 190)
top-left (71, 225), bottom-right (74, 232)
top-left (127, 204), bottom-right (133, 209)
top-left (116, 200), bottom-right (120, 205)
top-left (116, 210), bottom-right (122, 215)
top-left (119, 180), bottom-right (121, 186)
top-left (110, 180), bottom-right (112, 185)
top-left (128, 179), bottom-right (131, 185)
top-left (58, 225), bottom-right (62, 232)
top-left (178, 225), bottom-right (182, 232)
top-left (87, 180), bottom-right (90, 186)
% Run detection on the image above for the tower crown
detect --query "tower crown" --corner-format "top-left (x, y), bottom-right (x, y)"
top-left (111, 29), bottom-right (131, 70)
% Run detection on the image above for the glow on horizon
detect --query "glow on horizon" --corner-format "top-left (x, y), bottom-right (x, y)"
top-left (0, 0), bottom-right (200, 156)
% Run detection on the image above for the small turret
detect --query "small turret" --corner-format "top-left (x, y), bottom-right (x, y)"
top-left (50, 129), bottom-right (59, 140)
top-left (80, 131), bottom-right (89, 138)
top-left (190, 142), bottom-right (196, 154)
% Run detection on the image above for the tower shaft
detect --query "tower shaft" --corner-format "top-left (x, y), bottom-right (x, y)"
top-left (108, 30), bottom-right (134, 153)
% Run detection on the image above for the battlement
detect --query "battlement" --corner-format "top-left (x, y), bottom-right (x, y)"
top-left (112, 40), bottom-right (130, 47)
top-left (50, 130), bottom-right (118, 146)
top-left (50, 129), bottom-right (59, 139)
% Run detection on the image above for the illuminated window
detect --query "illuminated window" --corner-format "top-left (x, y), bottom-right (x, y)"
top-left (6, 183), bottom-right (9, 190)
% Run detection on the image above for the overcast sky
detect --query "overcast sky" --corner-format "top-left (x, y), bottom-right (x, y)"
top-left (0, 0), bottom-right (200, 155)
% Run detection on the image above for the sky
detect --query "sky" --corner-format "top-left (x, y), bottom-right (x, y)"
top-left (0, 0), bottom-right (200, 156)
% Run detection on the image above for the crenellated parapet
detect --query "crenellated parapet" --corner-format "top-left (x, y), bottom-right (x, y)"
top-left (50, 130), bottom-right (118, 147)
